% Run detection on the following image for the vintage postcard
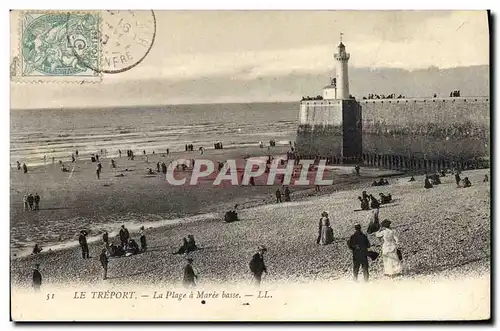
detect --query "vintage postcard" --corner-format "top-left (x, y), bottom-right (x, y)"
top-left (10, 10), bottom-right (491, 321)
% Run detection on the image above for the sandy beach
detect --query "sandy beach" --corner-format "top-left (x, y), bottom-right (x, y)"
top-left (10, 145), bottom-right (404, 256)
top-left (11, 158), bottom-right (490, 288)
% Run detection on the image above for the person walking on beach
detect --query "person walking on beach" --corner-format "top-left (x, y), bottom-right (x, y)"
top-left (369, 195), bottom-right (380, 209)
top-left (284, 186), bottom-right (291, 202)
top-left (139, 226), bottom-right (147, 252)
top-left (99, 248), bottom-right (109, 280)
top-left (375, 219), bottom-right (403, 278)
top-left (79, 230), bottom-right (90, 259)
top-left (119, 225), bottom-right (130, 248)
top-left (27, 194), bottom-right (34, 211)
top-left (23, 163), bottom-right (28, 174)
top-left (275, 188), bottom-right (282, 203)
top-left (34, 193), bottom-right (40, 211)
top-left (347, 224), bottom-right (371, 282)
top-left (96, 162), bottom-right (102, 179)
top-left (17, 161), bottom-right (21, 170)
top-left (32, 264), bottom-right (42, 292)
top-left (249, 246), bottom-right (267, 286)
top-left (23, 194), bottom-right (28, 211)
top-left (317, 211), bottom-right (333, 245)
top-left (183, 258), bottom-right (197, 288)
top-left (102, 231), bottom-right (109, 246)
top-left (424, 176), bottom-right (433, 189)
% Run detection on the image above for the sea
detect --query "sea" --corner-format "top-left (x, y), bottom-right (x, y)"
top-left (10, 102), bottom-right (299, 257)
top-left (10, 102), bottom-right (299, 167)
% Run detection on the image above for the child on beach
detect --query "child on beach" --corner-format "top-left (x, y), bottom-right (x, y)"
top-left (31, 244), bottom-right (43, 255)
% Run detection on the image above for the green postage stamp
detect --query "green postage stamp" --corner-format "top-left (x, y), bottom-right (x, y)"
top-left (11, 11), bottom-right (102, 83)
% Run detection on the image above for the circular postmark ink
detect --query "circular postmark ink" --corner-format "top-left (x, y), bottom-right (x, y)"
top-left (68, 10), bottom-right (156, 74)
top-left (22, 13), bottom-right (100, 76)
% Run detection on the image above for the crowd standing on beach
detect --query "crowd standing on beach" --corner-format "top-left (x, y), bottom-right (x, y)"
top-left (22, 193), bottom-right (41, 211)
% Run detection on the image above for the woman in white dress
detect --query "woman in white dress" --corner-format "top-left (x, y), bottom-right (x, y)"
top-left (375, 219), bottom-right (402, 277)
top-left (317, 211), bottom-right (334, 245)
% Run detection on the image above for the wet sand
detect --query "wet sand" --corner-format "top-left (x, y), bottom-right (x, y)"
top-left (11, 145), bottom-right (400, 257)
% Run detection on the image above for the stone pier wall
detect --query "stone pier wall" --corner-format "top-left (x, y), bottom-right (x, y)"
top-left (295, 96), bottom-right (490, 168)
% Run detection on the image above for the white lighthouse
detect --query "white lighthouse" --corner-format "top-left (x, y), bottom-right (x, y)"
top-left (323, 34), bottom-right (351, 100)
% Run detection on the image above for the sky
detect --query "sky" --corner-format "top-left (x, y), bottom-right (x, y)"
top-left (10, 10), bottom-right (490, 108)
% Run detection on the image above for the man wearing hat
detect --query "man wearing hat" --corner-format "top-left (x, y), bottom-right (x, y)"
top-left (249, 246), bottom-right (268, 286)
top-left (32, 264), bottom-right (42, 291)
top-left (347, 224), bottom-right (371, 282)
top-left (183, 258), bottom-right (197, 288)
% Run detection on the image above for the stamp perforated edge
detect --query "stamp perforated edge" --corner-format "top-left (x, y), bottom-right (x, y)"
top-left (10, 10), bottom-right (103, 84)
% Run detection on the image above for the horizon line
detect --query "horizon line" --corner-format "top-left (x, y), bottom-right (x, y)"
top-left (10, 95), bottom-right (491, 112)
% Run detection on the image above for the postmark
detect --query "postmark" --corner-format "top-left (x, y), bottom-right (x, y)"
top-left (12, 11), bottom-right (102, 83)
top-left (74, 10), bottom-right (156, 74)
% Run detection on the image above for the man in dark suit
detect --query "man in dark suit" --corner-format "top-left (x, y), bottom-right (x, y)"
top-left (347, 224), bottom-right (371, 282)
top-left (32, 264), bottom-right (42, 291)
top-left (249, 246), bottom-right (267, 286)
